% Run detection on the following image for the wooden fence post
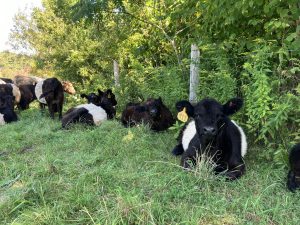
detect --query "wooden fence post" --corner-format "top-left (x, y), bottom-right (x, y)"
top-left (189, 44), bottom-right (200, 103)
top-left (113, 60), bottom-right (120, 87)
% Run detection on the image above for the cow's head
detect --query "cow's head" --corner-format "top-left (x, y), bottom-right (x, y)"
top-left (101, 89), bottom-right (117, 106)
top-left (81, 92), bottom-right (100, 105)
top-left (144, 97), bottom-right (164, 118)
top-left (98, 89), bottom-right (117, 119)
top-left (176, 98), bottom-right (243, 140)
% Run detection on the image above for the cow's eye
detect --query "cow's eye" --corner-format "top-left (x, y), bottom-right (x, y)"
top-left (216, 113), bottom-right (222, 118)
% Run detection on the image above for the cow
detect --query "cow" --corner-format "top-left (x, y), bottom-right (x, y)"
top-left (18, 84), bottom-right (37, 110)
top-left (0, 83), bottom-right (21, 105)
top-left (62, 81), bottom-right (76, 95)
top-left (0, 78), bottom-right (13, 84)
top-left (287, 143), bottom-right (300, 192)
top-left (13, 75), bottom-right (43, 86)
top-left (172, 98), bottom-right (247, 180)
top-left (0, 95), bottom-right (18, 125)
top-left (121, 97), bottom-right (175, 132)
top-left (62, 89), bottom-right (117, 128)
top-left (35, 78), bottom-right (65, 119)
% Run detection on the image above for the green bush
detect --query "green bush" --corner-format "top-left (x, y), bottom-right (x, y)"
top-left (116, 65), bottom-right (188, 112)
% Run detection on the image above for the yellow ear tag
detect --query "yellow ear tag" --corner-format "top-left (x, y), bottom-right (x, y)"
top-left (177, 107), bottom-right (188, 122)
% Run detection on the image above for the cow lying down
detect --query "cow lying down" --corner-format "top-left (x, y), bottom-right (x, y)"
top-left (0, 95), bottom-right (18, 125)
top-left (172, 97), bottom-right (247, 180)
top-left (121, 97), bottom-right (174, 132)
top-left (62, 89), bottom-right (116, 128)
top-left (287, 143), bottom-right (300, 192)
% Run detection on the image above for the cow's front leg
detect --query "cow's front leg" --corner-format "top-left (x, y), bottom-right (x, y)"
top-left (180, 149), bottom-right (198, 170)
top-left (225, 159), bottom-right (245, 180)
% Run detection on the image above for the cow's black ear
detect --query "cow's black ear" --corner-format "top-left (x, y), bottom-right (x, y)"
top-left (106, 89), bottom-right (112, 94)
top-left (98, 89), bottom-right (104, 96)
top-left (223, 98), bottom-right (243, 115)
top-left (175, 100), bottom-right (194, 117)
top-left (105, 89), bottom-right (113, 98)
top-left (80, 94), bottom-right (87, 99)
top-left (157, 97), bottom-right (162, 103)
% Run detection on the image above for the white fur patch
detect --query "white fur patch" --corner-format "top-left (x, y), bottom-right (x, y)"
top-left (181, 119), bottom-right (247, 156)
top-left (182, 120), bottom-right (196, 151)
top-left (11, 84), bottom-right (21, 103)
top-left (0, 113), bottom-right (6, 125)
top-left (75, 103), bottom-right (107, 126)
top-left (0, 79), bottom-right (6, 84)
top-left (231, 120), bottom-right (247, 157)
top-left (35, 79), bottom-right (46, 104)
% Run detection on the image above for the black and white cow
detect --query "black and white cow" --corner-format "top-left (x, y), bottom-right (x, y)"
top-left (35, 78), bottom-right (65, 119)
top-left (62, 89), bottom-right (116, 128)
top-left (0, 83), bottom-right (21, 105)
top-left (287, 143), bottom-right (300, 192)
top-left (172, 98), bottom-right (247, 180)
top-left (0, 95), bottom-right (18, 125)
top-left (17, 84), bottom-right (37, 110)
top-left (0, 78), bottom-right (13, 84)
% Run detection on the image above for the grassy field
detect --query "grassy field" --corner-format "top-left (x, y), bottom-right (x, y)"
top-left (1, 108), bottom-right (300, 225)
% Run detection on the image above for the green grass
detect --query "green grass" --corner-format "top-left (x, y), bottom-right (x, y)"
top-left (1, 108), bottom-right (300, 224)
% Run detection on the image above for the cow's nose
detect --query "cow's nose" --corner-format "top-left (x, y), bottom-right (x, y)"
top-left (149, 109), bottom-right (158, 116)
top-left (203, 126), bottom-right (216, 135)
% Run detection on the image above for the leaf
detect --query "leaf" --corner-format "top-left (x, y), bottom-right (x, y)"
top-left (285, 33), bottom-right (297, 42)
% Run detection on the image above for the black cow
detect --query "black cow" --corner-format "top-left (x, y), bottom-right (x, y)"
top-left (18, 84), bottom-right (37, 110)
top-left (287, 143), bottom-right (300, 192)
top-left (0, 83), bottom-right (21, 105)
top-left (121, 97), bottom-right (175, 132)
top-left (172, 98), bottom-right (247, 180)
top-left (0, 95), bottom-right (18, 125)
top-left (35, 78), bottom-right (64, 119)
top-left (81, 89), bottom-right (117, 107)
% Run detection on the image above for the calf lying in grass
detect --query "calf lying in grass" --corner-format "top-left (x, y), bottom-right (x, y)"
top-left (287, 143), bottom-right (300, 192)
top-left (121, 97), bottom-right (174, 132)
top-left (62, 89), bottom-right (116, 128)
top-left (0, 83), bottom-right (21, 106)
top-left (172, 98), bottom-right (247, 180)
top-left (0, 95), bottom-right (18, 125)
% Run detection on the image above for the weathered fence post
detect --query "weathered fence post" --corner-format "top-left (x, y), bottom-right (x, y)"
top-left (189, 44), bottom-right (200, 103)
top-left (113, 60), bottom-right (120, 87)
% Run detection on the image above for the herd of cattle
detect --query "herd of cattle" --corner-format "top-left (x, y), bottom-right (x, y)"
top-left (0, 76), bottom-right (299, 191)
